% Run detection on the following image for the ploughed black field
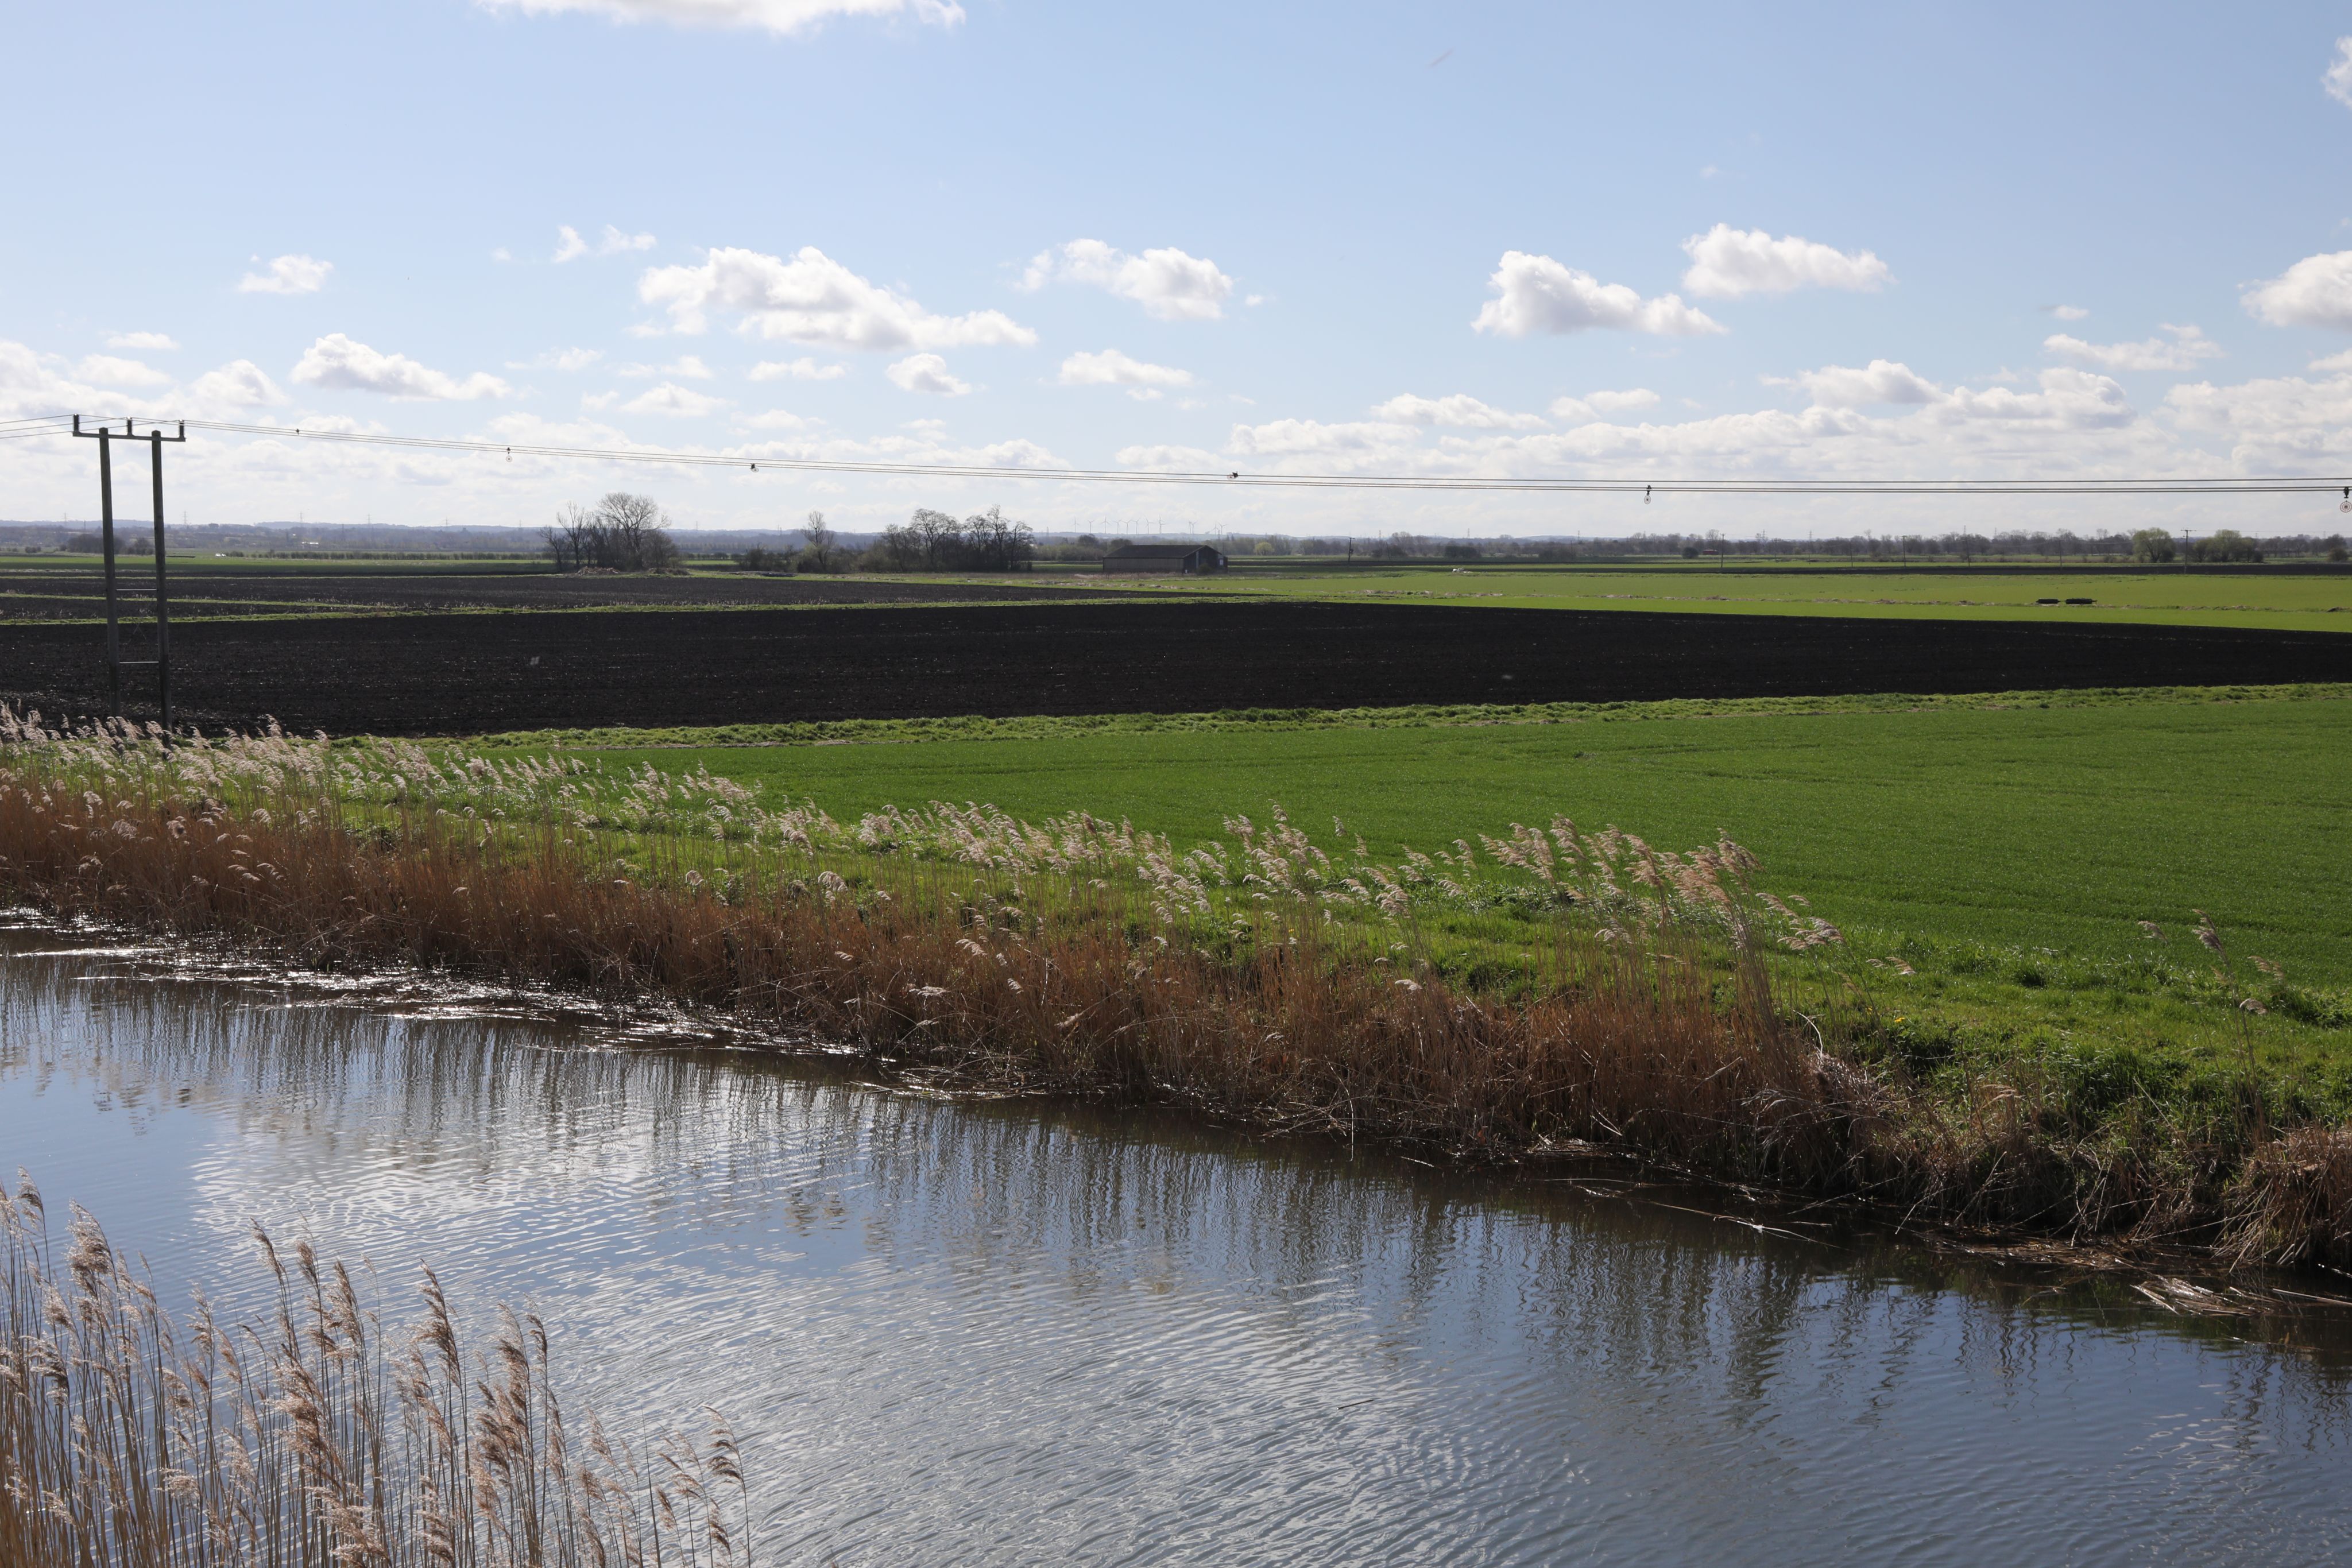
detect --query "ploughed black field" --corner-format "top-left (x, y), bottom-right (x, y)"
top-left (3, 601), bottom-right (2347, 735)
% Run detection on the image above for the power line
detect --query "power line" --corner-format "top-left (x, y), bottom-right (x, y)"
top-left (12, 412), bottom-right (2351, 498)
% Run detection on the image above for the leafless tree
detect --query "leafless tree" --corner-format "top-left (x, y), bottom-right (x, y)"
top-left (800, 509), bottom-right (838, 572)
top-left (960, 505), bottom-right (1034, 570)
top-left (544, 493), bottom-right (680, 572)
top-left (544, 502), bottom-right (597, 571)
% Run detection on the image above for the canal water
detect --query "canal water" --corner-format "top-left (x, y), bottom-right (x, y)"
top-left (3, 921), bottom-right (2348, 1565)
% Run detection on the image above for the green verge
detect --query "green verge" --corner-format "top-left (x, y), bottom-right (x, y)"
top-left (1188, 562), bottom-right (2352, 635)
top-left (469, 682), bottom-right (2352, 1117)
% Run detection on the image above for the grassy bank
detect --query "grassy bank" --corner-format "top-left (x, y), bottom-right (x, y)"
top-left (4, 712), bottom-right (2350, 1270)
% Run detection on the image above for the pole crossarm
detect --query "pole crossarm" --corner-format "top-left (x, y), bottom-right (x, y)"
top-left (71, 415), bottom-right (185, 444)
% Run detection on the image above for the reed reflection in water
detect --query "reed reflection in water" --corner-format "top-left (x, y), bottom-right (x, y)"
top-left (2, 935), bottom-right (2349, 1566)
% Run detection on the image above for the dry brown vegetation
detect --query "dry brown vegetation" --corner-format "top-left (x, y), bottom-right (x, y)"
top-left (0, 1179), bottom-right (749, 1567)
top-left (0, 711), bottom-right (2346, 1271)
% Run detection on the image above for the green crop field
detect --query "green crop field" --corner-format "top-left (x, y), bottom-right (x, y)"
top-left (1109, 561), bottom-right (2352, 634)
top-left (525, 685), bottom-right (2352, 985)
top-left (479, 683), bottom-right (2352, 1089)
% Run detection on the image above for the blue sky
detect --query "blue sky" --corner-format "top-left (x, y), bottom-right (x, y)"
top-left (5, 1), bottom-right (2352, 537)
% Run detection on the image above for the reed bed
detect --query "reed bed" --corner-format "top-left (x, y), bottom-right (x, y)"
top-left (0, 1176), bottom-right (748, 1568)
top-left (0, 710), bottom-right (2345, 1269)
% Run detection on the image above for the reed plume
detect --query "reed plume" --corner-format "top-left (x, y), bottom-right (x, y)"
top-left (0, 1174), bottom-right (750, 1568)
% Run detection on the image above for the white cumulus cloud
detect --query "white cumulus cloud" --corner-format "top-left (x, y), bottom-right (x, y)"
top-left (1114, 443), bottom-right (1225, 471)
top-left (2044, 304), bottom-right (2090, 322)
top-left (1225, 418), bottom-right (1421, 471)
top-left (749, 357), bottom-right (848, 381)
top-left (1548, 388), bottom-right (1659, 423)
top-left (2328, 37), bottom-right (2352, 108)
top-left (475, 0), bottom-right (964, 34)
top-left (616, 355), bottom-right (714, 379)
top-left (1471, 252), bottom-right (1723, 338)
top-left (2044, 324), bottom-right (2222, 372)
top-left (555, 223), bottom-right (657, 262)
top-left (238, 254), bottom-right (332, 295)
top-left (2167, 367), bottom-right (2352, 468)
top-left (1020, 239), bottom-right (1235, 322)
top-left (76, 355), bottom-right (171, 390)
top-left (1372, 393), bottom-right (1546, 430)
top-left (1933, 367), bottom-right (2132, 430)
top-left (291, 334), bottom-right (510, 400)
top-left (507, 347), bottom-right (605, 371)
top-left (1058, 349), bottom-right (1194, 399)
top-left (621, 382), bottom-right (726, 416)
top-left (1786, 359), bottom-right (1944, 408)
top-left (106, 331), bottom-right (178, 351)
top-left (2242, 251), bottom-right (2352, 330)
top-left (886, 353), bottom-right (969, 395)
top-left (640, 246), bottom-right (1035, 351)
top-left (187, 361), bottom-right (287, 409)
top-left (1679, 224), bottom-right (1890, 300)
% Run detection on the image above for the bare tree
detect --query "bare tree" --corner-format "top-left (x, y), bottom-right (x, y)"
top-left (595, 492), bottom-right (680, 571)
top-left (960, 505), bottom-right (1035, 571)
top-left (544, 502), bottom-right (597, 571)
top-left (910, 508), bottom-right (960, 569)
top-left (543, 493), bottom-right (680, 572)
top-left (800, 509), bottom-right (838, 572)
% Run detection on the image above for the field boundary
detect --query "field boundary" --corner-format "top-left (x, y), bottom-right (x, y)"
top-left (466, 680), bottom-right (2352, 752)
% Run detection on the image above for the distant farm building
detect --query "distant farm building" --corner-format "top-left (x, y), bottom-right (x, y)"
top-left (1102, 543), bottom-right (1229, 575)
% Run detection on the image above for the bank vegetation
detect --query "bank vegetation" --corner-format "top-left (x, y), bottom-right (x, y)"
top-left (0, 709), bottom-right (2345, 1272)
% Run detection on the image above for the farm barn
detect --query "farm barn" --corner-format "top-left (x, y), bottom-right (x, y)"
top-left (1102, 543), bottom-right (1229, 575)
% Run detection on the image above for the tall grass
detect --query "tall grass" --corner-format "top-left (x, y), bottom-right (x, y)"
top-left (0, 1176), bottom-right (748, 1567)
top-left (0, 709), bottom-right (2346, 1269)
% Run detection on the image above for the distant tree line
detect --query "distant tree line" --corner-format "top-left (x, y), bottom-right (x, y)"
top-left (740, 511), bottom-right (840, 573)
top-left (860, 506), bottom-right (1035, 572)
top-left (544, 493), bottom-right (682, 572)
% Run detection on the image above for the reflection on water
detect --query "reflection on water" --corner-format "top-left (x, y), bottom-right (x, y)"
top-left (3, 927), bottom-right (2350, 1565)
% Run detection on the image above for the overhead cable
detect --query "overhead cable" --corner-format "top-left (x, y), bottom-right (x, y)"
top-left (13, 412), bottom-right (2349, 497)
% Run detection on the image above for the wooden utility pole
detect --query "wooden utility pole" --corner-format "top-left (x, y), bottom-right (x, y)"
top-left (70, 416), bottom-right (185, 727)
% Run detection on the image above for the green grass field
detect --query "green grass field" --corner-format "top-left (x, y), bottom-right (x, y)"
top-left (475, 684), bottom-right (2352, 1091)
top-left (537, 685), bottom-right (2352, 986)
top-left (1139, 561), bottom-right (2352, 634)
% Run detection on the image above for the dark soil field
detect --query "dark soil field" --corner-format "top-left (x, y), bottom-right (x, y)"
top-left (0, 568), bottom-right (1135, 619)
top-left (4, 601), bottom-right (2347, 735)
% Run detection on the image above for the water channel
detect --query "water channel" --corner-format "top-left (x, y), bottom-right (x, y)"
top-left (3, 919), bottom-right (2349, 1564)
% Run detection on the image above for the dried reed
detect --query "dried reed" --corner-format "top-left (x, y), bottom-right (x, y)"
top-left (0, 1175), bottom-right (749, 1567)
